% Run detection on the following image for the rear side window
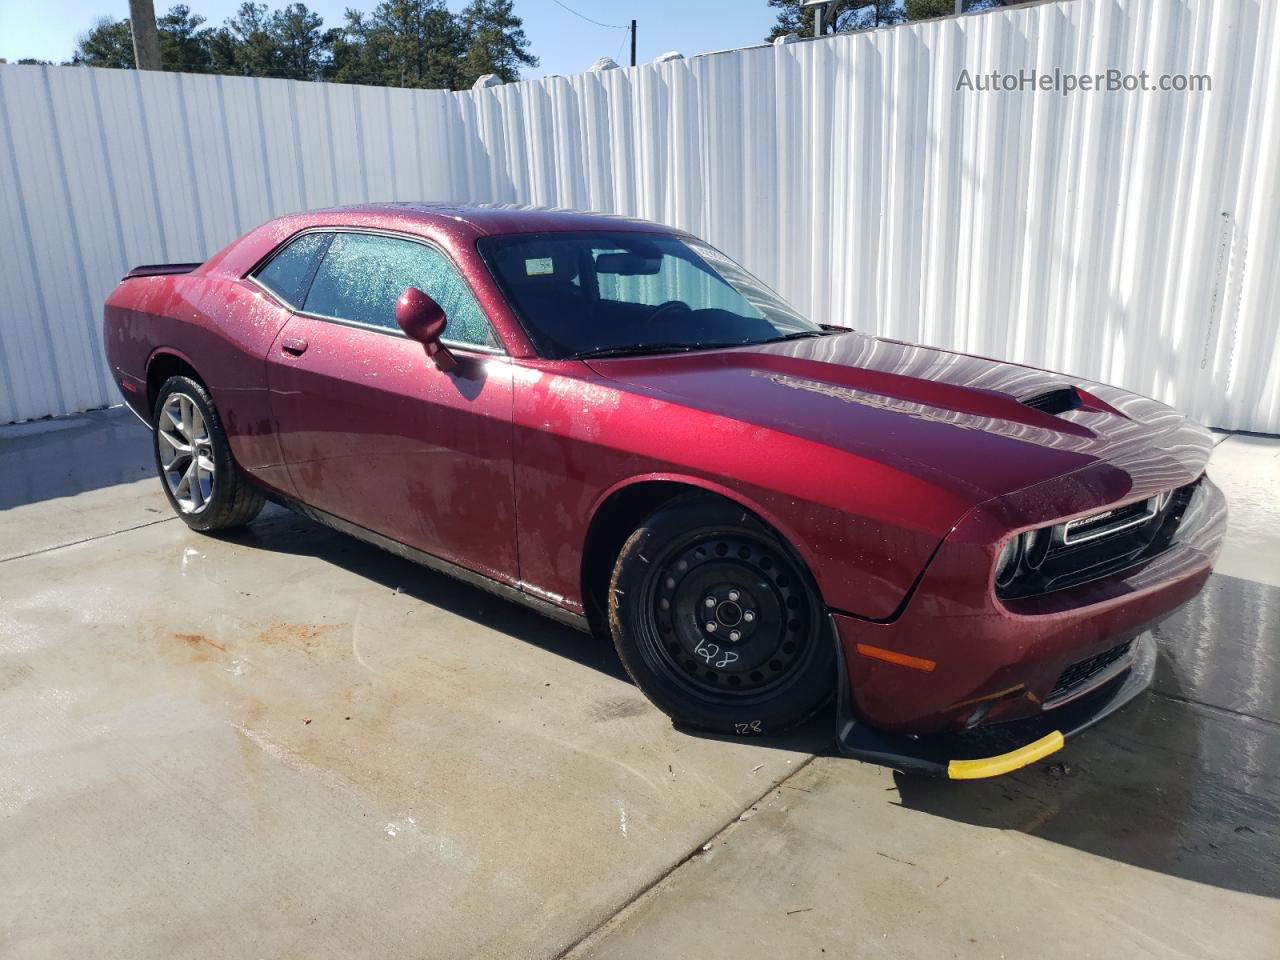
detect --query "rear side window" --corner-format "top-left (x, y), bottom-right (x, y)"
top-left (254, 232), bottom-right (330, 307)
top-left (303, 232), bottom-right (494, 348)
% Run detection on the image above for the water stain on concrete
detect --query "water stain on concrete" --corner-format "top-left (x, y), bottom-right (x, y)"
top-left (254, 621), bottom-right (342, 652)
top-left (170, 622), bottom-right (343, 663)
top-left (174, 632), bottom-right (226, 660)
top-left (0, 662), bottom-right (34, 693)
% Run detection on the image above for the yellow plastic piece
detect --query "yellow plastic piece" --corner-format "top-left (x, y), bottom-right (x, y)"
top-left (946, 731), bottom-right (1065, 780)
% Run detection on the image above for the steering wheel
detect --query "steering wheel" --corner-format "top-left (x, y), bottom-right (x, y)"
top-left (647, 300), bottom-right (692, 325)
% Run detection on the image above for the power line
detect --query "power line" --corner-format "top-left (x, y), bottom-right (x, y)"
top-left (550, 0), bottom-right (628, 31)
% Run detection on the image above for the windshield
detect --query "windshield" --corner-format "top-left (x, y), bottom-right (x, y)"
top-left (477, 231), bottom-right (822, 359)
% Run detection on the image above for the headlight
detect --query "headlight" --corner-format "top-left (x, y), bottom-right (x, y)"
top-left (1021, 527), bottom-right (1051, 570)
top-left (995, 537), bottom-right (1022, 587)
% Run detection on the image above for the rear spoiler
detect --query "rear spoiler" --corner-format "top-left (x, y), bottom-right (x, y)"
top-left (123, 262), bottom-right (203, 280)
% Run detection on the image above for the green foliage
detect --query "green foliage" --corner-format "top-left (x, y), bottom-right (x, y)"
top-left (764, 0), bottom-right (813, 41)
top-left (905, 0), bottom-right (1004, 18)
top-left (273, 4), bottom-right (329, 80)
top-left (765, 0), bottom-right (902, 41)
top-left (904, 0), bottom-right (957, 18)
top-left (765, 0), bottom-right (1005, 41)
top-left (330, 1), bottom-right (466, 89)
top-left (157, 5), bottom-right (213, 72)
top-left (202, 2), bottom-right (329, 79)
top-left (214, 3), bottom-right (281, 77)
top-left (65, 0), bottom-right (537, 89)
top-left (73, 17), bottom-right (137, 69)
top-left (460, 0), bottom-right (539, 87)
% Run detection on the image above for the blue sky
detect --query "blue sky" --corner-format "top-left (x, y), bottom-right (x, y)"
top-left (0, 0), bottom-right (781, 77)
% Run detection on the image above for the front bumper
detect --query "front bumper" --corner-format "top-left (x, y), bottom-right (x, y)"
top-left (835, 631), bottom-right (1156, 778)
top-left (831, 473), bottom-right (1226, 777)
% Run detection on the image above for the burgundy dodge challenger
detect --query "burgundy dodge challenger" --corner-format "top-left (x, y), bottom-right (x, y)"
top-left (103, 203), bottom-right (1226, 778)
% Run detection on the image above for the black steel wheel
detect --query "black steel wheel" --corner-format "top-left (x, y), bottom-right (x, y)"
top-left (609, 493), bottom-right (834, 734)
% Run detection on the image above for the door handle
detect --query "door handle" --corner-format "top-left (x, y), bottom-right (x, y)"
top-left (281, 337), bottom-right (308, 356)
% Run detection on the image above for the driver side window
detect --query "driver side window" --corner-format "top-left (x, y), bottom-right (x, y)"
top-left (303, 232), bottom-right (496, 348)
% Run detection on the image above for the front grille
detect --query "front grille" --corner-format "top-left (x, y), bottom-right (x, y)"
top-left (998, 478), bottom-right (1200, 599)
top-left (1061, 497), bottom-right (1158, 545)
top-left (1048, 640), bottom-right (1133, 702)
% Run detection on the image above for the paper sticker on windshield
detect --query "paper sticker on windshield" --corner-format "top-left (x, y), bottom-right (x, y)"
top-left (525, 257), bottom-right (554, 276)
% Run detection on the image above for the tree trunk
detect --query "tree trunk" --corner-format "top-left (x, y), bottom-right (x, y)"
top-left (129, 0), bottom-right (163, 71)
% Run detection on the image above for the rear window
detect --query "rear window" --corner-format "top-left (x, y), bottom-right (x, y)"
top-left (253, 232), bottom-right (329, 307)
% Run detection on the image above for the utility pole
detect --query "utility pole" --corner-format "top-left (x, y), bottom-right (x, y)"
top-left (630, 20), bottom-right (637, 68)
top-left (804, 0), bottom-right (837, 37)
top-left (128, 0), bottom-right (162, 71)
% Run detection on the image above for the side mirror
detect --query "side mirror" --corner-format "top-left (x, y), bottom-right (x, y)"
top-left (395, 287), bottom-right (457, 372)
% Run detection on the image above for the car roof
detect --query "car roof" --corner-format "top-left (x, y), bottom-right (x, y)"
top-left (300, 202), bottom-right (685, 238)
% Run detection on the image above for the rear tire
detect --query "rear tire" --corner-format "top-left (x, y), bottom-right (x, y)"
top-left (608, 494), bottom-right (834, 735)
top-left (152, 375), bottom-right (265, 532)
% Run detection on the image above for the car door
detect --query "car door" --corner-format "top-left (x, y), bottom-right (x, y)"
top-left (238, 230), bottom-right (333, 495)
top-left (265, 229), bottom-right (518, 584)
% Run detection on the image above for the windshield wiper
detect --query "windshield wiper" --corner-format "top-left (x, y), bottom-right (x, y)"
top-left (754, 330), bottom-right (829, 344)
top-left (573, 342), bottom-right (733, 359)
top-left (574, 330), bottom-right (829, 360)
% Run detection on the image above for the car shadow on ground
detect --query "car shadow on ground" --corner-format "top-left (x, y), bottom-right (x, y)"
top-left (214, 503), bottom-right (841, 757)
top-left (213, 506), bottom-right (1280, 901)
top-left (215, 504), bottom-right (632, 682)
top-left (893, 573), bottom-right (1280, 901)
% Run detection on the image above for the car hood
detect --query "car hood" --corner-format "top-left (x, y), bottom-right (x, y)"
top-left (585, 331), bottom-right (1213, 506)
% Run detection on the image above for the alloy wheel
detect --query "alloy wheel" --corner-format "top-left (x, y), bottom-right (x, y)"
top-left (156, 392), bottom-right (215, 513)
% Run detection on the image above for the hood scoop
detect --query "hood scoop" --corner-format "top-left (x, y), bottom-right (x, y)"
top-left (1022, 386), bottom-right (1084, 416)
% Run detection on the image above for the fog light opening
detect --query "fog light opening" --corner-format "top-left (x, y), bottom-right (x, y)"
top-left (965, 701), bottom-right (993, 729)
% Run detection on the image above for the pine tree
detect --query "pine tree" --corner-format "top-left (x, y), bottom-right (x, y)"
top-left (329, 1), bottom-right (464, 89)
top-left (272, 3), bottom-right (328, 80)
top-left (66, 0), bottom-right (540, 90)
top-left (156, 5), bottom-right (212, 72)
top-left (73, 17), bottom-right (138, 68)
top-left (459, 0), bottom-right (538, 87)
top-left (212, 2), bottom-right (280, 76)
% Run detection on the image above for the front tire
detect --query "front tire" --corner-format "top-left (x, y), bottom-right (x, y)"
top-left (152, 375), bottom-right (265, 532)
top-left (608, 494), bottom-right (834, 735)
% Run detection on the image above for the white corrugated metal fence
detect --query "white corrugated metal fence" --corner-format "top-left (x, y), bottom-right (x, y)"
top-left (1, 0), bottom-right (1276, 431)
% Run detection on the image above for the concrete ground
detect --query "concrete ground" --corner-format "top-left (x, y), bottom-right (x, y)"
top-left (1, 409), bottom-right (1277, 959)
